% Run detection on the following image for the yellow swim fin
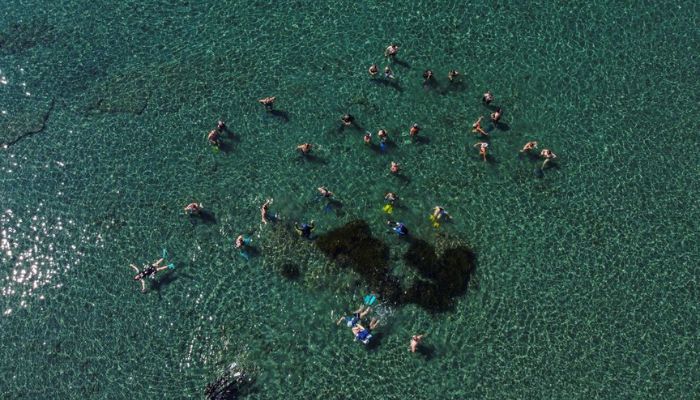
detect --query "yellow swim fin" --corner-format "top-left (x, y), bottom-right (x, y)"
top-left (383, 204), bottom-right (394, 214)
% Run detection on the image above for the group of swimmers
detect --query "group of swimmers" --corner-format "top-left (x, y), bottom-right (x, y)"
top-left (336, 303), bottom-right (427, 352)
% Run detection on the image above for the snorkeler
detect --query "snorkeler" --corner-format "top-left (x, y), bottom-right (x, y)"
top-left (384, 66), bottom-right (395, 80)
top-left (184, 202), bottom-right (203, 215)
top-left (423, 69), bottom-right (434, 83)
top-left (261, 199), bottom-right (273, 224)
top-left (384, 44), bottom-right (399, 58)
top-left (317, 186), bottom-right (334, 198)
top-left (387, 220), bottom-right (409, 236)
top-left (409, 334), bottom-right (425, 353)
top-left (390, 161), bottom-right (400, 174)
top-left (341, 114), bottom-right (354, 127)
top-left (258, 96), bottom-right (276, 111)
top-left (520, 141), bottom-right (538, 153)
top-left (482, 90), bottom-right (494, 105)
top-left (471, 116), bottom-right (488, 136)
top-left (409, 123), bottom-right (420, 140)
top-left (447, 70), bottom-right (460, 82)
top-left (234, 234), bottom-right (252, 250)
top-left (432, 206), bottom-right (450, 221)
top-left (540, 148), bottom-right (557, 168)
top-left (336, 305), bottom-right (372, 327)
top-left (295, 220), bottom-right (315, 238)
top-left (368, 64), bottom-right (379, 78)
top-left (473, 142), bottom-right (489, 162)
top-left (490, 107), bottom-right (503, 124)
top-left (384, 192), bottom-right (398, 204)
top-left (130, 258), bottom-right (172, 293)
top-left (297, 143), bottom-right (313, 155)
top-left (352, 318), bottom-right (379, 344)
top-left (207, 129), bottom-right (221, 146)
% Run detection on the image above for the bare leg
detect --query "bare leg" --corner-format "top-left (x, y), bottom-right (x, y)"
top-left (542, 159), bottom-right (550, 169)
top-left (359, 307), bottom-right (372, 319)
top-left (140, 279), bottom-right (147, 293)
top-left (130, 264), bottom-right (140, 273)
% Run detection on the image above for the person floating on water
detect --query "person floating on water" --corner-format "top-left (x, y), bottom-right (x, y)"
top-left (295, 220), bottom-right (315, 239)
top-left (184, 202), bottom-right (202, 215)
top-left (473, 142), bottom-right (489, 162)
top-left (297, 143), bottom-right (313, 155)
top-left (336, 305), bottom-right (372, 328)
top-left (341, 114), bottom-right (354, 127)
top-left (352, 318), bottom-right (379, 345)
top-left (261, 199), bottom-right (273, 224)
top-left (409, 123), bottom-right (420, 141)
top-left (390, 161), bottom-right (400, 174)
top-left (383, 192), bottom-right (398, 214)
top-left (520, 141), bottom-right (538, 153)
top-left (423, 69), bottom-right (434, 83)
top-left (384, 44), bottom-right (399, 59)
top-left (540, 148), bottom-right (557, 168)
top-left (234, 234), bottom-right (252, 250)
top-left (388, 220), bottom-right (409, 236)
top-left (207, 129), bottom-right (221, 147)
top-left (130, 258), bottom-right (173, 293)
top-left (368, 64), bottom-right (378, 78)
top-left (258, 96), bottom-right (276, 111)
top-left (363, 132), bottom-right (372, 144)
top-left (432, 206), bottom-right (450, 222)
top-left (490, 107), bottom-right (503, 124)
top-left (410, 334), bottom-right (425, 353)
top-left (447, 70), bottom-right (460, 82)
top-left (384, 66), bottom-right (395, 80)
top-left (317, 186), bottom-right (333, 198)
top-left (482, 90), bottom-right (494, 105)
top-left (217, 120), bottom-right (227, 132)
top-left (471, 116), bottom-right (488, 136)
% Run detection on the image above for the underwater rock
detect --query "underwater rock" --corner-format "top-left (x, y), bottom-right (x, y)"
top-left (279, 263), bottom-right (300, 280)
top-left (205, 363), bottom-right (254, 400)
top-left (0, 96), bottom-right (54, 147)
top-left (317, 221), bottom-right (476, 313)
top-left (0, 19), bottom-right (56, 55)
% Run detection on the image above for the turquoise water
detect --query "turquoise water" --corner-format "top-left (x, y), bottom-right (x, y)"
top-left (1, 1), bottom-right (698, 398)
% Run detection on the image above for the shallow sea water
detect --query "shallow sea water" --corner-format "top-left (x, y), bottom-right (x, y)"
top-left (1, 1), bottom-right (698, 399)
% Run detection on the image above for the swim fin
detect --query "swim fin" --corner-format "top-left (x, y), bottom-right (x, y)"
top-left (383, 204), bottom-right (394, 214)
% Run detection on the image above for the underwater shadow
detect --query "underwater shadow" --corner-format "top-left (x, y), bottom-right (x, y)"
top-left (392, 58), bottom-right (410, 69)
top-left (494, 122), bottom-right (510, 131)
top-left (375, 78), bottom-right (403, 92)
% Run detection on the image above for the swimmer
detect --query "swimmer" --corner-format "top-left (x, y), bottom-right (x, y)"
top-left (490, 107), bottom-right (503, 124)
top-left (296, 143), bottom-right (313, 155)
top-left (184, 202), bottom-right (203, 215)
top-left (447, 70), bottom-right (460, 82)
top-left (387, 220), bottom-right (409, 236)
top-left (363, 132), bottom-right (372, 144)
top-left (471, 116), bottom-right (488, 136)
top-left (377, 129), bottom-right (388, 141)
top-left (432, 206), bottom-right (450, 221)
top-left (258, 96), bottom-right (276, 111)
top-left (384, 44), bottom-right (399, 58)
top-left (207, 129), bottom-right (221, 146)
top-left (341, 114), bottom-right (354, 127)
top-left (295, 220), bottom-right (315, 238)
top-left (234, 234), bottom-right (252, 250)
top-left (336, 305), bottom-right (372, 327)
top-left (540, 148), bottom-right (557, 168)
top-left (482, 90), bottom-right (494, 105)
top-left (423, 69), bottom-right (434, 83)
top-left (368, 64), bottom-right (378, 78)
top-left (409, 334), bottom-right (425, 353)
top-left (352, 318), bottom-right (379, 344)
top-left (261, 199), bottom-right (273, 224)
top-left (130, 258), bottom-right (170, 293)
top-left (384, 66), bottom-right (395, 80)
top-left (384, 192), bottom-right (398, 204)
top-left (409, 123), bottom-right (420, 139)
top-left (520, 141), bottom-right (538, 153)
top-left (317, 186), bottom-right (334, 198)
top-left (217, 120), bottom-right (227, 132)
top-left (473, 142), bottom-right (489, 162)
top-left (390, 161), bottom-right (400, 174)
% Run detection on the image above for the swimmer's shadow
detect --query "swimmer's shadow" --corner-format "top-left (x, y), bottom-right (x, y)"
top-left (391, 173), bottom-right (411, 184)
top-left (493, 122), bottom-right (510, 131)
top-left (392, 58), bottom-right (410, 69)
top-left (364, 332), bottom-right (384, 351)
top-left (296, 154), bottom-right (327, 165)
top-left (439, 81), bottom-right (466, 94)
top-left (189, 210), bottom-right (217, 225)
top-left (262, 110), bottom-right (290, 123)
top-left (416, 344), bottom-right (436, 360)
top-left (151, 270), bottom-right (191, 294)
top-left (337, 122), bottom-right (365, 134)
top-left (374, 78), bottom-right (403, 92)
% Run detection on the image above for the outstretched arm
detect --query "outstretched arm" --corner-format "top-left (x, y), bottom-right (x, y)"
top-left (130, 264), bottom-right (140, 273)
top-left (140, 279), bottom-right (147, 293)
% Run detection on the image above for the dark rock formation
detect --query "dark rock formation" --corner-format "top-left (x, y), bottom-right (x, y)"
top-left (205, 363), bottom-right (254, 400)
